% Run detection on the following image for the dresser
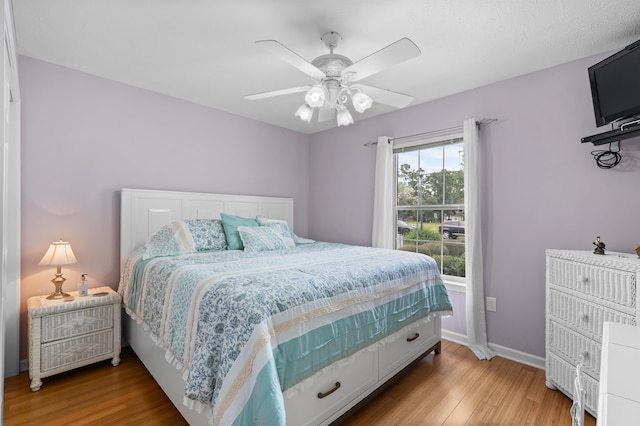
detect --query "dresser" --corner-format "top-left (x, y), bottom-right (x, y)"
top-left (27, 286), bottom-right (122, 391)
top-left (545, 249), bottom-right (640, 416)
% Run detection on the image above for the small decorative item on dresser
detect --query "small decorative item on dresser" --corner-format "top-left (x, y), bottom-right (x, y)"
top-left (78, 274), bottom-right (89, 297)
top-left (27, 286), bottom-right (122, 391)
top-left (635, 244), bottom-right (640, 258)
top-left (592, 236), bottom-right (606, 255)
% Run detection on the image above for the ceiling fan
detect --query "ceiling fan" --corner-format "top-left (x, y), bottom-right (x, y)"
top-left (244, 32), bottom-right (421, 126)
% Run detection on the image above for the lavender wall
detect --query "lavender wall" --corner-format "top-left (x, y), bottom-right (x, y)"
top-left (18, 52), bottom-right (640, 362)
top-left (308, 53), bottom-right (640, 358)
top-left (19, 57), bottom-right (310, 358)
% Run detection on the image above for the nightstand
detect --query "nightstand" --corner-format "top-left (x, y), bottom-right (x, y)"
top-left (27, 286), bottom-right (122, 391)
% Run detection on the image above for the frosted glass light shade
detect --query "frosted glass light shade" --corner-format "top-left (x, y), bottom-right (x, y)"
top-left (352, 91), bottom-right (373, 113)
top-left (304, 86), bottom-right (326, 108)
top-left (336, 107), bottom-right (354, 126)
top-left (295, 104), bottom-right (313, 123)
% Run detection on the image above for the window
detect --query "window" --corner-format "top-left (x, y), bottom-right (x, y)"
top-left (394, 135), bottom-right (466, 280)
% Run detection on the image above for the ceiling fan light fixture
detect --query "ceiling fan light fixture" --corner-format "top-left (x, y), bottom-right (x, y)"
top-left (304, 85), bottom-right (326, 108)
top-left (351, 91), bottom-right (373, 113)
top-left (295, 103), bottom-right (313, 123)
top-left (336, 106), bottom-right (354, 127)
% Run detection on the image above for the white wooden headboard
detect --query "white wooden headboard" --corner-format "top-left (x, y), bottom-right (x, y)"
top-left (120, 188), bottom-right (294, 255)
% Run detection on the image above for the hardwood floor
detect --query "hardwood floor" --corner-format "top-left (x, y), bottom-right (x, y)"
top-left (4, 340), bottom-right (595, 425)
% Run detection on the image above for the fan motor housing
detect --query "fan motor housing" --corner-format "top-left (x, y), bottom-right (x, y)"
top-left (311, 54), bottom-right (353, 77)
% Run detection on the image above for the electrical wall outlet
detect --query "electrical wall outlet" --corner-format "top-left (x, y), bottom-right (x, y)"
top-left (486, 297), bottom-right (497, 312)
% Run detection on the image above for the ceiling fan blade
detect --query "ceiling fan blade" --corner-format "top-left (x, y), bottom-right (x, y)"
top-left (244, 86), bottom-right (311, 100)
top-left (317, 104), bottom-right (335, 122)
top-left (355, 84), bottom-right (414, 109)
top-left (256, 40), bottom-right (326, 80)
top-left (342, 38), bottom-right (421, 82)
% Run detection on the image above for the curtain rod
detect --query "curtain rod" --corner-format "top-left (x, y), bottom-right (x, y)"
top-left (363, 118), bottom-right (497, 147)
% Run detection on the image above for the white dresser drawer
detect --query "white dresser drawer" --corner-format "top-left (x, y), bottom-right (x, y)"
top-left (41, 329), bottom-right (114, 372)
top-left (285, 348), bottom-right (378, 426)
top-left (547, 257), bottom-right (636, 309)
top-left (548, 320), bottom-right (601, 378)
top-left (41, 305), bottom-right (114, 342)
top-left (379, 318), bottom-right (439, 380)
top-left (548, 288), bottom-right (635, 341)
top-left (547, 352), bottom-right (600, 415)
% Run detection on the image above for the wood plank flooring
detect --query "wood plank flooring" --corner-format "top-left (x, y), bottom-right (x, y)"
top-left (4, 340), bottom-right (596, 425)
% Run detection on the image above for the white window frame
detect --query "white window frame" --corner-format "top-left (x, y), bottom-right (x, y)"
top-left (393, 133), bottom-right (466, 293)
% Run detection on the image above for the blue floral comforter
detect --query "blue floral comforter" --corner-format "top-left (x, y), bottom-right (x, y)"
top-left (119, 242), bottom-right (452, 425)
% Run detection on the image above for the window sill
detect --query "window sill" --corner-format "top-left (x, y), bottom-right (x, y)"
top-left (443, 278), bottom-right (466, 293)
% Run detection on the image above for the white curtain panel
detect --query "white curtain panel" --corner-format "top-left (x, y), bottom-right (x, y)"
top-left (464, 118), bottom-right (494, 360)
top-left (371, 136), bottom-right (394, 249)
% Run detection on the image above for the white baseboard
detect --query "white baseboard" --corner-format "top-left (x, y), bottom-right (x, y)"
top-left (441, 329), bottom-right (545, 370)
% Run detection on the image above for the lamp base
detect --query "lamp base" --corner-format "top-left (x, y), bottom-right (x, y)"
top-left (47, 270), bottom-right (69, 299)
top-left (47, 290), bottom-right (71, 300)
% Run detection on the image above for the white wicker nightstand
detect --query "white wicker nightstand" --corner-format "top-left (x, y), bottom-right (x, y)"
top-left (27, 286), bottom-right (122, 391)
top-left (545, 249), bottom-right (640, 417)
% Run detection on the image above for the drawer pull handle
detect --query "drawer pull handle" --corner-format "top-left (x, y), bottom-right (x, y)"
top-left (579, 313), bottom-right (588, 322)
top-left (577, 275), bottom-right (588, 284)
top-left (406, 333), bottom-right (420, 342)
top-left (579, 351), bottom-right (589, 362)
top-left (317, 382), bottom-right (341, 399)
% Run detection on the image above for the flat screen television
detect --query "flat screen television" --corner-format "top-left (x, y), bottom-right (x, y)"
top-left (588, 39), bottom-right (640, 127)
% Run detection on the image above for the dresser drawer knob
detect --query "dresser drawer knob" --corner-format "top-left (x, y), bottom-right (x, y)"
top-left (579, 351), bottom-right (589, 362)
top-left (406, 333), bottom-right (420, 342)
top-left (317, 382), bottom-right (341, 399)
top-left (577, 275), bottom-right (588, 284)
top-left (578, 312), bottom-right (588, 322)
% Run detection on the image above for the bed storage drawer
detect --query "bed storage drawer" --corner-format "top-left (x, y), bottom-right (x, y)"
top-left (378, 317), bottom-right (439, 379)
top-left (284, 348), bottom-right (378, 426)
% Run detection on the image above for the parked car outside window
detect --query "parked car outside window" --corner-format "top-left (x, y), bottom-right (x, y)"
top-left (397, 220), bottom-right (416, 235)
top-left (438, 220), bottom-right (465, 239)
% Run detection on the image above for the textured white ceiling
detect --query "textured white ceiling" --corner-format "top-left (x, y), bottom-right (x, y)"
top-left (13, 0), bottom-right (640, 134)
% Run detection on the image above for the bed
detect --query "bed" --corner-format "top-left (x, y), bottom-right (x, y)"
top-left (119, 188), bottom-right (452, 425)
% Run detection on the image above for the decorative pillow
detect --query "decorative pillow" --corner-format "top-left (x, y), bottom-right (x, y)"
top-left (263, 223), bottom-right (296, 248)
top-left (237, 226), bottom-right (290, 252)
top-left (184, 219), bottom-right (227, 251)
top-left (220, 213), bottom-right (259, 250)
top-left (142, 220), bottom-right (196, 259)
top-left (257, 216), bottom-right (315, 245)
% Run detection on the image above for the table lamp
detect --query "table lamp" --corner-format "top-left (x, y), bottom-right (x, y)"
top-left (38, 239), bottom-right (78, 299)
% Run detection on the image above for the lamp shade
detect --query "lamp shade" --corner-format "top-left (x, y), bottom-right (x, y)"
top-left (38, 240), bottom-right (78, 266)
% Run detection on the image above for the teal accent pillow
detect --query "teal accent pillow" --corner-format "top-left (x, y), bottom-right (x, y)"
top-left (185, 219), bottom-right (227, 251)
top-left (142, 220), bottom-right (196, 259)
top-left (220, 213), bottom-right (259, 250)
top-left (237, 226), bottom-right (290, 252)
